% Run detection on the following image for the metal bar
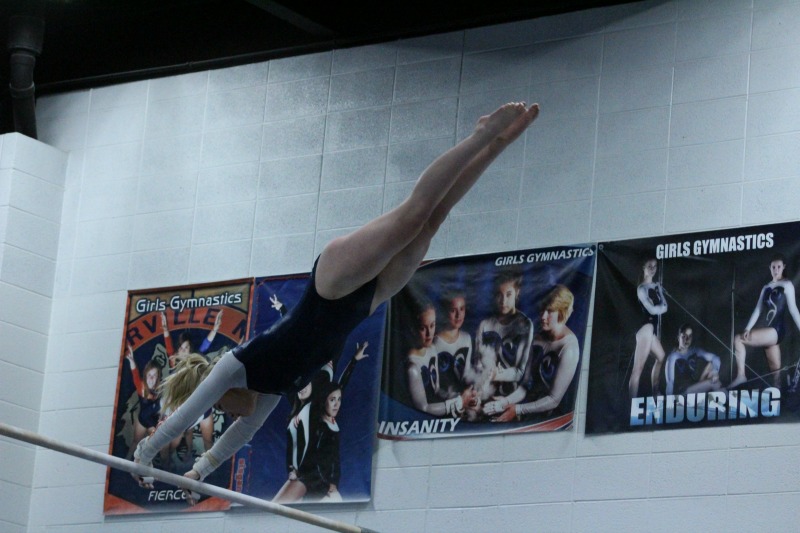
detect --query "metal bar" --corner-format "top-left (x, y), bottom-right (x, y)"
top-left (0, 422), bottom-right (380, 533)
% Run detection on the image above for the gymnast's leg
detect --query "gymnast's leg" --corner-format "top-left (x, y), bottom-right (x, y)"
top-left (730, 328), bottom-right (779, 388)
top-left (314, 102), bottom-right (540, 305)
top-left (630, 324), bottom-right (655, 397)
top-left (649, 336), bottom-right (666, 395)
top-left (765, 344), bottom-right (782, 387)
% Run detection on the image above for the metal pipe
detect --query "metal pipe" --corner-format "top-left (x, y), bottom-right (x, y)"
top-left (7, 14), bottom-right (45, 138)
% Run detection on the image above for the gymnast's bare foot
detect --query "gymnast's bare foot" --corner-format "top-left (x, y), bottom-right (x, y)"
top-left (727, 375), bottom-right (747, 389)
top-left (475, 102), bottom-right (527, 138)
top-left (496, 103), bottom-right (539, 145)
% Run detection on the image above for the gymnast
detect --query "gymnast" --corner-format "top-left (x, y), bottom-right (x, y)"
top-left (124, 345), bottom-right (163, 458)
top-left (484, 284), bottom-right (580, 421)
top-left (629, 257), bottom-right (668, 397)
top-left (664, 324), bottom-right (722, 395)
top-left (475, 269), bottom-right (534, 397)
top-left (133, 102), bottom-right (541, 491)
top-left (273, 340), bottom-right (369, 503)
top-left (731, 254), bottom-right (800, 388)
top-left (292, 381), bottom-right (345, 502)
top-left (405, 298), bottom-right (476, 417)
top-left (432, 288), bottom-right (471, 401)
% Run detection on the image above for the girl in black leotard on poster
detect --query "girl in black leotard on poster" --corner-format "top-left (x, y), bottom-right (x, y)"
top-left (273, 341), bottom-right (368, 503)
top-left (731, 254), bottom-right (800, 388)
top-left (295, 381), bottom-right (344, 502)
top-left (133, 103), bottom-right (540, 495)
top-left (629, 258), bottom-right (668, 397)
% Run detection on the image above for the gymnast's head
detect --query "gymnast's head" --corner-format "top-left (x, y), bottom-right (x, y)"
top-left (412, 298), bottom-right (436, 349)
top-left (539, 284), bottom-right (574, 332)
top-left (177, 332), bottom-right (194, 356)
top-left (143, 360), bottom-right (161, 394)
top-left (770, 253), bottom-right (787, 281)
top-left (677, 323), bottom-right (693, 351)
top-left (494, 269), bottom-right (522, 316)
top-left (439, 288), bottom-right (467, 332)
top-left (313, 381), bottom-right (343, 421)
top-left (290, 369), bottom-right (331, 418)
top-left (639, 257), bottom-right (658, 283)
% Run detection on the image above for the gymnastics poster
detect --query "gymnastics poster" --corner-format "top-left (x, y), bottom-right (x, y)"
top-left (241, 273), bottom-right (386, 504)
top-left (378, 244), bottom-right (596, 440)
top-left (105, 279), bottom-right (253, 515)
top-left (586, 221), bottom-right (800, 435)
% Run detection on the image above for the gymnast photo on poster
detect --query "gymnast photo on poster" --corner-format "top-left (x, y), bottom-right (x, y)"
top-left (380, 248), bottom-right (595, 437)
top-left (404, 296), bottom-right (477, 418)
top-left (485, 284), bottom-right (580, 421)
top-left (664, 324), bottom-right (723, 396)
top-left (731, 253), bottom-right (800, 389)
top-left (475, 269), bottom-right (534, 398)
top-left (629, 257), bottom-right (668, 397)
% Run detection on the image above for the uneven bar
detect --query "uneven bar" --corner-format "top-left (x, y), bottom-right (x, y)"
top-left (0, 422), bottom-right (380, 533)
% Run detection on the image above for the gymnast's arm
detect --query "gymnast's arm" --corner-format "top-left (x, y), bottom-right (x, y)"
top-left (637, 284), bottom-right (667, 315)
top-left (198, 309), bottom-right (223, 354)
top-left (694, 348), bottom-right (721, 374)
top-left (160, 312), bottom-right (177, 368)
top-left (406, 362), bottom-right (466, 417)
top-left (784, 282), bottom-right (800, 333)
top-left (124, 345), bottom-right (144, 397)
top-left (337, 341), bottom-right (369, 391)
top-left (135, 352), bottom-right (241, 467)
top-left (484, 382), bottom-right (526, 416)
top-left (664, 352), bottom-right (681, 395)
top-left (486, 339), bottom-right (536, 414)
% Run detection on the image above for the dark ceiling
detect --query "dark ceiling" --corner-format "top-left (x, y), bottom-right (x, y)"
top-left (2, 0), bottom-right (640, 95)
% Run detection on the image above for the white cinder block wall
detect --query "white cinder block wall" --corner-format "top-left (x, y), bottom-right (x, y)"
top-left (3, 0), bottom-right (800, 531)
top-left (0, 133), bottom-right (67, 533)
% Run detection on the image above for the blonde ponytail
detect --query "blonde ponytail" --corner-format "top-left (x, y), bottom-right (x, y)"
top-left (160, 354), bottom-right (215, 413)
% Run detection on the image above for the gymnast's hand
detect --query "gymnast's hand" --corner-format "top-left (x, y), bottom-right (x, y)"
top-left (131, 458), bottom-right (154, 489)
top-left (461, 386), bottom-right (479, 410)
top-left (132, 437), bottom-right (154, 489)
top-left (494, 403), bottom-right (518, 423)
top-left (124, 344), bottom-right (135, 367)
top-left (183, 469), bottom-right (201, 505)
top-left (269, 294), bottom-right (284, 311)
top-left (354, 341), bottom-right (370, 361)
top-left (212, 308), bottom-right (223, 332)
top-left (483, 396), bottom-right (509, 417)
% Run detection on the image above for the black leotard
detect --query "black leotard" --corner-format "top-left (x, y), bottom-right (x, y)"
top-left (762, 285), bottom-right (787, 343)
top-left (640, 284), bottom-right (664, 336)
top-left (138, 396), bottom-right (161, 428)
top-left (297, 418), bottom-right (340, 498)
top-left (233, 259), bottom-right (377, 396)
